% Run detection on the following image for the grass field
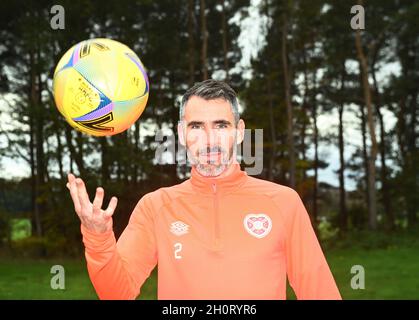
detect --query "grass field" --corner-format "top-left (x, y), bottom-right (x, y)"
top-left (1, 243), bottom-right (418, 299)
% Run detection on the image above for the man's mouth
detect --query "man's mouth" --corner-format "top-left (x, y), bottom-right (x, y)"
top-left (198, 150), bottom-right (223, 161)
top-left (201, 151), bottom-right (221, 158)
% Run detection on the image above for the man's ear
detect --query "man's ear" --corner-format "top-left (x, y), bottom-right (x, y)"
top-left (178, 121), bottom-right (186, 147)
top-left (236, 119), bottom-right (245, 145)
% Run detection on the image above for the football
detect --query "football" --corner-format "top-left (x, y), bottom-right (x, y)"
top-left (53, 38), bottom-right (149, 136)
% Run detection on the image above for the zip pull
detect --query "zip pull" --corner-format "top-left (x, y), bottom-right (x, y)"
top-left (212, 183), bottom-right (217, 193)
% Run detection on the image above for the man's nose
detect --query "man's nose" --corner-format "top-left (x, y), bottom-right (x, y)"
top-left (204, 127), bottom-right (218, 145)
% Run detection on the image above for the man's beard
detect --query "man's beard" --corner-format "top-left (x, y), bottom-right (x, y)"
top-left (187, 144), bottom-right (235, 177)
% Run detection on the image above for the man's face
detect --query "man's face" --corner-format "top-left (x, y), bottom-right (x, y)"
top-left (178, 96), bottom-right (244, 177)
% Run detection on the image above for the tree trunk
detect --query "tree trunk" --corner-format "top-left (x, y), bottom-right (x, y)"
top-left (311, 70), bottom-right (319, 231)
top-left (133, 121), bottom-right (140, 184)
top-left (371, 61), bottom-right (394, 230)
top-left (267, 75), bottom-right (276, 181)
top-left (64, 126), bottom-right (85, 177)
top-left (55, 130), bottom-right (64, 181)
top-left (29, 47), bottom-right (42, 237)
top-left (338, 66), bottom-right (347, 231)
top-left (355, 25), bottom-right (378, 230)
top-left (35, 46), bottom-right (47, 233)
top-left (122, 131), bottom-right (130, 185)
top-left (220, 0), bottom-right (229, 81)
top-left (200, 0), bottom-right (208, 80)
top-left (300, 50), bottom-right (309, 182)
top-left (406, 88), bottom-right (418, 226)
top-left (281, 13), bottom-right (296, 188)
top-left (188, 0), bottom-right (196, 86)
top-left (360, 98), bottom-right (370, 227)
top-left (100, 137), bottom-right (110, 186)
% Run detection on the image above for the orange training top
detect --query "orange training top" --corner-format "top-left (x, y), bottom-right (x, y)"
top-left (81, 164), bottom-right (342, 300)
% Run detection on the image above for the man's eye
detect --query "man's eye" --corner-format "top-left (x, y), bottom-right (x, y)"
top-left (191, 124), bottom-right (201, 129)
top-left (216, 124), bottom-right (228, 129)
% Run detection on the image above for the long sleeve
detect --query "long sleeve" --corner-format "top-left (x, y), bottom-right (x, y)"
top-left (81, 194), bottom-right (158, 300)
top-left (284, 190), bottom-right (341, 300)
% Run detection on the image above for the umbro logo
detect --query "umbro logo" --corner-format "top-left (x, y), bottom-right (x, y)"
top-left (170, 220), bottom-right (189, 236)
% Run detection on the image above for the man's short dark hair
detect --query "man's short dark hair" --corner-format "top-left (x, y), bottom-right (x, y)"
top-left (180, 79), bottom-right (240, 124)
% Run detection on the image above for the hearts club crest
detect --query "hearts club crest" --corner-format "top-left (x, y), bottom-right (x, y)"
top-left (243, 214), bottom-right (272, 239)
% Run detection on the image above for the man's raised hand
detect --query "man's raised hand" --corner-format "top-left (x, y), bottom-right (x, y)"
top-left (66, 173), bottom-right (118, 233)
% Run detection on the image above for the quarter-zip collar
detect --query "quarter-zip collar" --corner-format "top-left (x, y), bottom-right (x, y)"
top-left (190, 163), bottom-right (248, 195)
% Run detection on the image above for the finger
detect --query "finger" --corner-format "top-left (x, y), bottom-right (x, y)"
top-left (67, 179), bottom-right (81, 214)
top-left (104, 196), bottom-right (118, 218)
top-left (76, 178), bottom-right (91, 212)
top-left (67, 173), bottom-right (75, 190)
top-left (68, 173), bottom-right (76, 184)
top-left (92, 187), bottom-right (104, 216)
top-left (67, 173), bottom-right (77, 191)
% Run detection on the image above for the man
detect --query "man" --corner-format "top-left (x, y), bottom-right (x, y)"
top-left (67, 79), bottom-right (341, 300)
